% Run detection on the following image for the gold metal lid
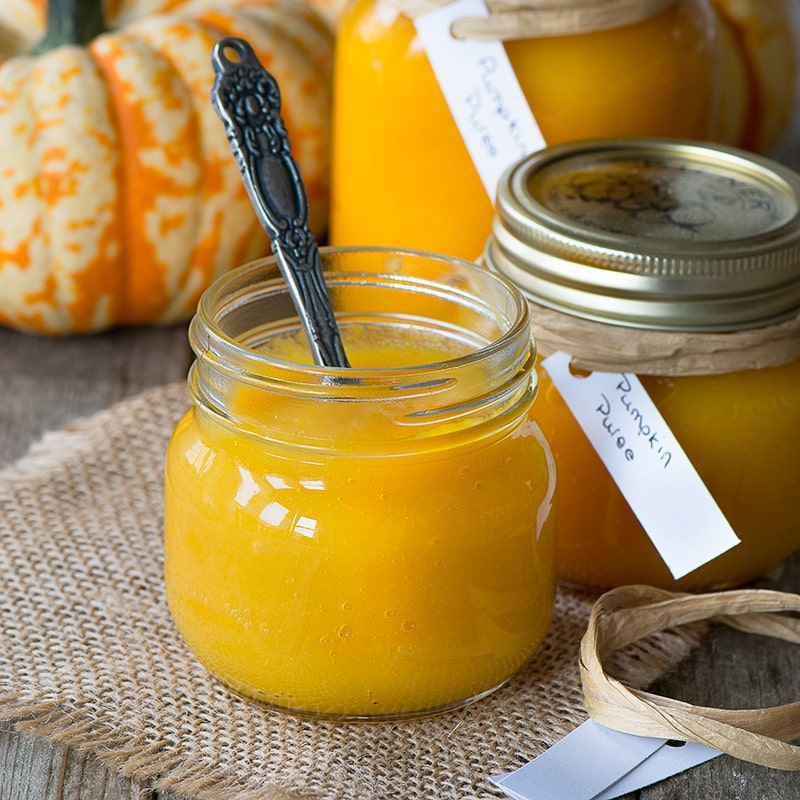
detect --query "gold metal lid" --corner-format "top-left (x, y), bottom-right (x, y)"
top-left (485, 138), bottom-right (800, 331)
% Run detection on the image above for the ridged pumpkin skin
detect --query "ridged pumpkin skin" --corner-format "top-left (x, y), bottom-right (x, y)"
top-left (0, 0), bottom-right (333, 334)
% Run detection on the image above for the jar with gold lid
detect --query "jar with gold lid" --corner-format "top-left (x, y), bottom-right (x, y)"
top-left (330, 0), bottom-right (722, 261)
top-left (485, 137), bottom-right (800, 591)
top-left (164, 247), bottom-right (557, 718)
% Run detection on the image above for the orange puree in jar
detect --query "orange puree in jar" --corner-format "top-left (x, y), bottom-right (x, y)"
top-left (164, 248), bottom-right (557, 718)
top-left (330, 0), bottom-right (719, 260)
top-left (535, 361), bottom-right (800, 591)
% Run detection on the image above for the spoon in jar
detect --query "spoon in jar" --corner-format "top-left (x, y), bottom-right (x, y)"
top-left (210, 36), bottom-right (350, 368)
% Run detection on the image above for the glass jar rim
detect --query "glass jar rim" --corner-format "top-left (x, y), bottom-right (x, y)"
top-left (187, 247), bottom-right (538, 454)
top-left (191, 245), bottom-right (534, 390)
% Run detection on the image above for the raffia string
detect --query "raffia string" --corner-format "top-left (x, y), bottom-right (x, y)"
top-left (385, 0), bottom-right (675, 40)
top-left (580, 585), bottom-right (800, 771)
top-left (529, 302), bottom-right (800, 376)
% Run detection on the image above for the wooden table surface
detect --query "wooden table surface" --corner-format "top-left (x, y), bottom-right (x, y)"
top-left (2, 291), bottom-right (800, 800)
top-left (3, 24), bottom-right (800, 798)
top-left (2, 301), bottom-right (800, 800)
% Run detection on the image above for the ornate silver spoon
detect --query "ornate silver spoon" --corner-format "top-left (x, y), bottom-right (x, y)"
top-left (210, 37), bottom-right (350, 368)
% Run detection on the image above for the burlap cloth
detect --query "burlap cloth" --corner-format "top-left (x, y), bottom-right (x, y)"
top-left (0, 383), bottom-right (705, 800)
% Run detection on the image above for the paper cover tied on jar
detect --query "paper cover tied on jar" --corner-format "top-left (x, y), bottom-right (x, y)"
top-left (330, 0), bottom-right (723, 262)
top-left (164, 247), bottom-right (557, 719)
top-left (484, 137), bottom-right (800, 592)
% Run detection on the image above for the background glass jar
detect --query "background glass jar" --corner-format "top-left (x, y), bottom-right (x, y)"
top-left (485, 138), bottom-right (800, 592)
top-left (164, 247), bottom-right (557, 719)
top-left (330, 0), bottom-right (722, 261)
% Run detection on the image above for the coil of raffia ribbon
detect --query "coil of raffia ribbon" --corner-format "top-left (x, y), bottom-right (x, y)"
top-left (528, 302), bottom-right (800, 376)
top-left (385, 0), bottom-right (675, 40)
top-left (580, 584), bottom-right (800, 770)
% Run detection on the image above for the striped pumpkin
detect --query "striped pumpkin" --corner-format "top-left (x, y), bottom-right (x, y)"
top-left (0, 0), bottom-right (333, 334)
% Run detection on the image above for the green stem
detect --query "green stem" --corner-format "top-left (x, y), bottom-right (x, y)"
top-left (33, 0), bottom-right (107, 54)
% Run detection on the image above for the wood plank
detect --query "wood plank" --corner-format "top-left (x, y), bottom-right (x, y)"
top-left (1, 325), bottom-right (190, 799)
top-left (0, 722), bottom-right (155, 800)
top-left (2, 325), bottom-right (192, 469)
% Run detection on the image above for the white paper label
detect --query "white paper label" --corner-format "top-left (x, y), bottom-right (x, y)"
top-left (542, 352), bottom-right (740, 579)
top-left (414, 0), bottom-right (546, 201)
top-left (491, 720), bottom-right (720, 800)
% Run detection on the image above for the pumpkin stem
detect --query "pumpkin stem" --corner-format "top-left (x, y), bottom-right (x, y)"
top-left (33, 0), bottom-right (107, 54)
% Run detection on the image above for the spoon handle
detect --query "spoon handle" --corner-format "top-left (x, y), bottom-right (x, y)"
top-left (210, 37), bottom-right (349, 368)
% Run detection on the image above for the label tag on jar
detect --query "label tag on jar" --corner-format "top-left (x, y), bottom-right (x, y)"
top-left (414, 0), bottom-right (546, 201)
top-left (491, 719), bottom-right (720, 800)
top-left (541, 351), bottom-right (740, 579)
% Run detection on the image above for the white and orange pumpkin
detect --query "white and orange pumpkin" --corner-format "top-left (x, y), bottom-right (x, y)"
top-left (0, 0), bottom-right (333, 334)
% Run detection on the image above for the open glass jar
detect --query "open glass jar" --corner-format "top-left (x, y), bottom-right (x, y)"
top-left (164, 247), bottom-right (557, 719)
top-left (485, 137), bottom-right (800, 592)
